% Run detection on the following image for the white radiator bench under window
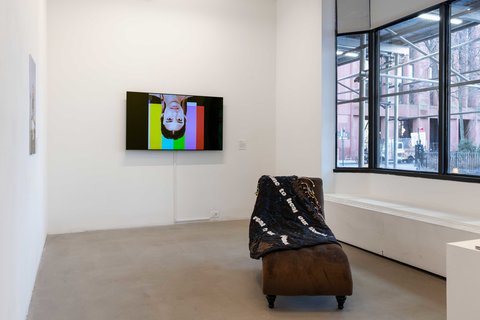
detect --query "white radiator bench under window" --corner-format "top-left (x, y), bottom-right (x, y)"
top-left (324, 193), bottom-right (480, 276)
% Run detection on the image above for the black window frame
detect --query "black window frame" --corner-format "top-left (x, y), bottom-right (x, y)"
top-left (335, 31), bottom-right (371, 169)
top-left (335, 0), bottom-right (480, 184)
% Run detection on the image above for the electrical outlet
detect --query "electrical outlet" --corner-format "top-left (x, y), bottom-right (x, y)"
top-left (210, 210), bottom-right (220, 219)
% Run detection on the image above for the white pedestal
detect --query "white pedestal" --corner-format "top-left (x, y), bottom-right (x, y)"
top-left (447, 239), bottom-right (480, 320)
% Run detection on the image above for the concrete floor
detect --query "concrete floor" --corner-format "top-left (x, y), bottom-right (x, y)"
top-left (28, 220), bottom-right (446, 320)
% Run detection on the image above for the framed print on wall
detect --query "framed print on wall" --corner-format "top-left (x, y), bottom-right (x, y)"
top-left (29, 54), bottom-right (36, 155)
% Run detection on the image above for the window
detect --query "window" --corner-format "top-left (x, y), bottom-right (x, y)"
top-left (336, 34), bottom-right (369, 168)
top-left (377, 9), bottom-right (439, 172)
top-left (449, 0), bottom-right (480, 176)
top-left (335, 0), bottom-right (480, 180)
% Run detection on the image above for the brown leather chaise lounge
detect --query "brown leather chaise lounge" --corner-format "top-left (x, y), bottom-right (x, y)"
top-left (254, 177), bottom-right (353, 310)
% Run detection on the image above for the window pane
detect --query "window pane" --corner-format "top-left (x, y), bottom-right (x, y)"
top-left (449, 0), bottom-right (480, 175)
top-left (377, 10), bottom-right (439, 172)
top-left (337, 34), bottom-right (369, 168)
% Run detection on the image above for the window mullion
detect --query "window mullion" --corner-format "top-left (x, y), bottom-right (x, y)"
top-left (438, 4), bottom-right (450, 175)
top-left (370, 29), bottom-right (379, 169)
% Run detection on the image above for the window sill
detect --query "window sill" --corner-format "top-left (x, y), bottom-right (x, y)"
top-left (333, 167), bottom-right (480, 184)
top-left (325, 193), bottom-right (480, 234)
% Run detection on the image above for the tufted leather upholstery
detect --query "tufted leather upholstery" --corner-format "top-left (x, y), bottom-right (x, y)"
top-left (261, 177), bottom-right (353, 308)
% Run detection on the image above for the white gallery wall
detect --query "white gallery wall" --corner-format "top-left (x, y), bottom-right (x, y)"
top-left (276, 0), bottom-right (323, 181)
top-left (0, 0), bottom-right (47, 319)
top-left (47, 0), bottom-right (277, 233)
top-left (275, 0), bottom-right (336, 192)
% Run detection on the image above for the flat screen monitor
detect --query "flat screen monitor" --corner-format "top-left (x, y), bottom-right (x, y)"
top-left (126, 91), bottom-right (223, 150)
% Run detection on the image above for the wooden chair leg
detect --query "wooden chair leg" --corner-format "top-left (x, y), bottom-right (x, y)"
top-left (266, 295), bottom-right (276, 309)
top-left (336, 296), bottom-right (347, 309)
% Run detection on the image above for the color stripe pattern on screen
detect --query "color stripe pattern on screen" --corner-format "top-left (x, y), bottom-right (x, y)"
top-left (148, 102), bottom-right (162, 149)
top-left (196, 106), bottom-right (204, 150)
top-left (149, 101), bottom-right (204, 150)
